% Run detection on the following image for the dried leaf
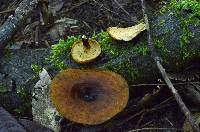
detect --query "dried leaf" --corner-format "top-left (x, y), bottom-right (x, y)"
top-left (107, 23), bottom-right (146, 41)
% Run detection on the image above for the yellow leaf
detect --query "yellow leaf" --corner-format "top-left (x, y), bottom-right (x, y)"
top-left (107, 23), bottom-right (146, 41)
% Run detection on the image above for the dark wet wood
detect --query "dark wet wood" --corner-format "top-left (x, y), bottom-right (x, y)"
top-left (0, 0), bottom-right (39, 49)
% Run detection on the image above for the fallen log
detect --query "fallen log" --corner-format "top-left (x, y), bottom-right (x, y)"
top-left (0, 0), bottom-right (39, 49)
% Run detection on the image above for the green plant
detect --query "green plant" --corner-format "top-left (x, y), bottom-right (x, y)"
top-left (0, 85), bottom-right (7, 93)
top-left (93, 31), bottom-right (119, 57)
top-left (154, 38), bottom-right (170, 63)
top-left (104, 60), bottom-right (139, 83)
top-left (160, 0), bottom-right (200, 62)
top-left (47, 36), bottom-right (79, 70)
top-left (31, 64), bottom-right (42, 74)
top-left (133, 42), bottom-right (150, 55)
top-left (14, 87), bottom-right (31, 116)
top-left (47, 32), bottom-right (120, 70)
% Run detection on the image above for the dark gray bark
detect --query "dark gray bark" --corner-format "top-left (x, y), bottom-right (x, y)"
top-left (0, 107), bottom-right (26, 132)
top-left (19, 119), bottom-right (53, 132)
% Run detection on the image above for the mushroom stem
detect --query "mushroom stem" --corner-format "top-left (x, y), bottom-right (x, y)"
top-left (82, 37), bottom-right (90, 49)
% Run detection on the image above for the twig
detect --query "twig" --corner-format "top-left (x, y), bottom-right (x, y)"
top-left (0, 8), bottom-right (16, 14)
top-left (116, 109), bottom-right (145, 126)
top-left (140, 121), bottom-right (153, 128)
top-left (129, 127), bottom-right (183, 132)
top-left (135, 112), bottom-right (146, 128)
top-left (34, 25), bottom-right (39, 46)
top-left (154, 96), bottom-right (174, 107)
top-left (140, 0), bottom-right (200, 131)
top-left (65, 0), bottom-right (89, 13)
top-left (112, 0), bottom-right (137, 22)
top-left (131, 82), bottom-right (200, 87)
top-left (0, 0), bottom-right (39, 49)
top-left (164, 117), bottom-right (174, 127)
top-left (92, 0), bottom-right (129, 23)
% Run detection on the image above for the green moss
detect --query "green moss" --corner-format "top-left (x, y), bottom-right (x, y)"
top-left (31, 63), bottom-right (42, 74)
top-left (46, 36), bottom-right (79, 70)
top-left (3, 49), bottom-right (12, 58)
top-left (0, 85), bottom-right (8, 93)
top-left (160, 0), bottom-right (200, 62)
top-left (104, 60), bottom-right (139, 83)
top-left (158, 19), bottom-right (166, 27)
top-left (154, 38), bottom-right (170, 64)
top-left (14, 87), bottom-right (31, 116)
top-left (133, 41), bottom-right (150, 55)
top-left (47, 32), bottom-right (120, 70)
top-left (93, 31), bottom-right (119, 57)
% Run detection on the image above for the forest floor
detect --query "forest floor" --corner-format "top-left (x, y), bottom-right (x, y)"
top-left (0, 0), bottom-right (199, 132)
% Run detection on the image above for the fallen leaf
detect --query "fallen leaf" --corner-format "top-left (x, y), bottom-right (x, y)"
top-left (107, 23), bottom-right (146, 41)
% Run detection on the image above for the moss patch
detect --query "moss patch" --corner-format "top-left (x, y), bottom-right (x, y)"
top-left (133, 41), bottom-right (150, 56)
top-left (154, 0), bottom-right (200, 69)
top-left (14, 87), bottom-right (31, 116)
top-left (154, 37), bottom-right (170, 64)
top-left (160, 0), bottom-right (200, 63)
top-left (0, 85), bottom-right (8, 93)
top-left (93, 31), bottom-right (119, 58)
top-left (104, 60), bottom-right (139, 84)
top-left (47, 32), bottom-right (119, 70)
top-left (46, 36), bottom-right (79, 70)
top-left (31, 63), bottom-right (42, 75)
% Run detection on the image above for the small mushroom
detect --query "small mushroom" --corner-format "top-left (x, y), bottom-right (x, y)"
top-left (71, 36), bottom-right (101, 64)
top-left (50, 69), bottom-right (129, 125)
top-left (107, 23), bottom-right (146, 41)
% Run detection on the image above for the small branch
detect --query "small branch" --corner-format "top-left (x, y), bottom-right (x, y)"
top-left (0, 8), bottom-right (16, 15)
top-left (0, 0), bottom-right (39, 49)
top-left (112, 0), bottom-right (137, 22)
top-left (131, 82), bottom-right (200, 87)
top-left (140, 0), bottom-right (200, 131)
top-left (135, 112), bottom-right (146, 128)
top-left (129, 127), bottom-right (183, 132)
top-left (65, 0), bottom-right (89, 13)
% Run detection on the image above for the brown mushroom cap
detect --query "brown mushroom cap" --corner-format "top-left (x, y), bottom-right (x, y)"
top-left (71, 39), bottom-right (101, 64)
top-left (50, 69), bottom-right (129, 125)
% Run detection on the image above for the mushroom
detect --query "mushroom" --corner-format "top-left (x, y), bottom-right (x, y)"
top-left (71, 36), bottom-right (101, 64)
top-left (107, 23), bottom-right (146, 41)
top-left (50, 69), bottom-right (129, 125)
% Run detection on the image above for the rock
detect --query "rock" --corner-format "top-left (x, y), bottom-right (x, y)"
top-left (32, 69), bottom-right (61, 132)
top-left (0, 107), bottom-right (26, 132)
top-left (0, 49), bottom-right (49, 87)
top-left (19, 118), bottom-right (53, 132)
top-left (0, 49), bottom-right (49, 116)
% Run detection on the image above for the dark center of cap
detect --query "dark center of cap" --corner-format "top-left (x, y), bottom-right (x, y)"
top-left (71, 82), bottom-right (103, 102)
